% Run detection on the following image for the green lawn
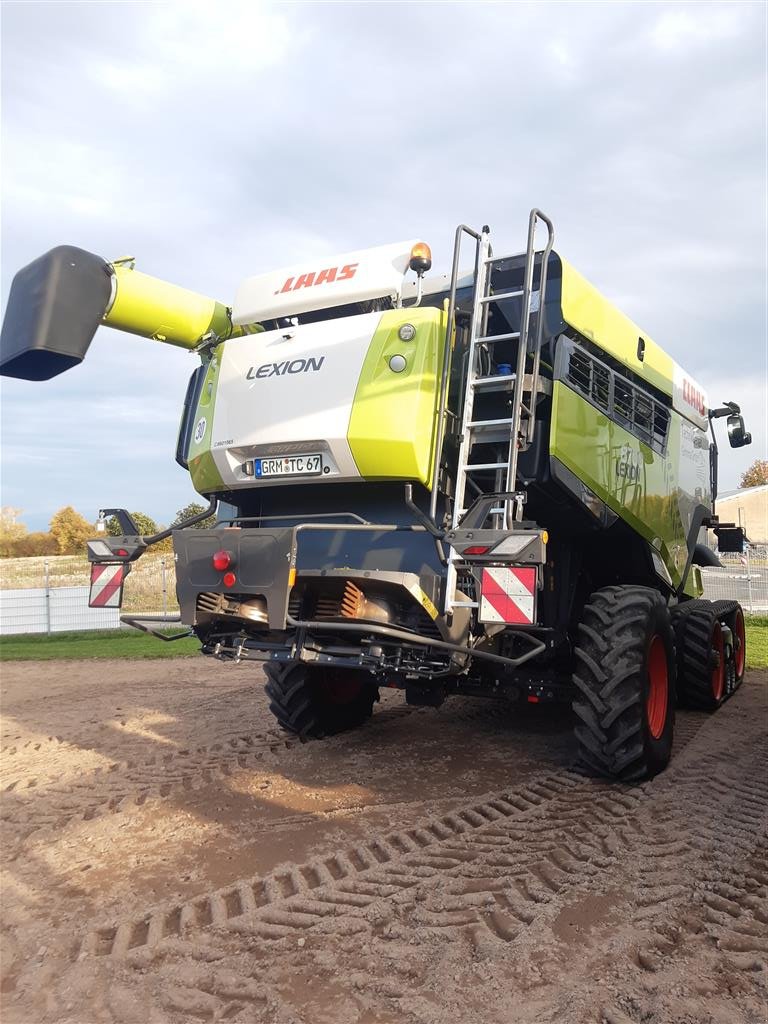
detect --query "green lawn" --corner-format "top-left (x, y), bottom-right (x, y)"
top-left (0, 628), bottom-right (200, 661)
top-left (745, 615), bottom-right (768, 669)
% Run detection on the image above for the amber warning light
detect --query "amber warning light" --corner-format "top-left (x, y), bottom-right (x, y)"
top-left (409, 242), bottom-right (432, 276)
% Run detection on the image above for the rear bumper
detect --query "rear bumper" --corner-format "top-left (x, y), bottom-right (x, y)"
top-left (172, 523), bottom-right (551, 675)
top-left (173, 526), bottom-right (296, 630)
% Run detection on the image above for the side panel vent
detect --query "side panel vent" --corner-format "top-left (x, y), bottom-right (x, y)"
top-left (566, 342), bottom-right (670, 454)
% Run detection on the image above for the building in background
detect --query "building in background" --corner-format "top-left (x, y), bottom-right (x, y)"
top-left (716, 485), bottom-right (768, 545)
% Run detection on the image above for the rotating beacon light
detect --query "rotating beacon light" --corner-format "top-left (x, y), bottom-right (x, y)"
top-left (402, 241), bottom-right (432, 308)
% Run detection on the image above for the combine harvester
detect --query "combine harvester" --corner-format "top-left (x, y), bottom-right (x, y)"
top-left (1, 211), bottom-right (753, 779)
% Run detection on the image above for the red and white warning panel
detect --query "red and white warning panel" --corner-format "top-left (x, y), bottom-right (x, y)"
top-left (88, 563), bottom-right (126, 609)
top-left (479, 567), bottom-right (537, 625)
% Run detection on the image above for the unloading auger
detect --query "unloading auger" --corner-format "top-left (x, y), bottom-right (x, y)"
top-left (0, 245), bottom-right (262, 381)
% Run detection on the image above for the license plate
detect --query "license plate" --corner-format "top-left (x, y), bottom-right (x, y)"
top-left (254, 454), bottom-right (323, 477)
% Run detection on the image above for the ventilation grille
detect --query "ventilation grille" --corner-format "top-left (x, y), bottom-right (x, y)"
top-left (567, 345), bottom-right (670, 454)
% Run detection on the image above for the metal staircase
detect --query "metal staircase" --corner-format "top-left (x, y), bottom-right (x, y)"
top-left (433, 209), bottom-right (555, 616)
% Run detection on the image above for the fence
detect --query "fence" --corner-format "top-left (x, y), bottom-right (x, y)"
top-left (0, 547), bottom-right (765, 637)
top-left (699, 548), bottom-right (768, 613)
top-left (0, 555), bottom-right (178, 635)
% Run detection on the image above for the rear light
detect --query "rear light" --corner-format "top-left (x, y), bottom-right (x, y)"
top-left (212, 550), bottom-right (233, 571)
top-left (463, 545), bottom-right (490, 555)
top-left (222, 571), bottom-right (237, 588)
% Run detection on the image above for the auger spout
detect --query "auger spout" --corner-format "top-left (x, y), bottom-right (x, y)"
top-left (0, 246), bottom-right (258, 381)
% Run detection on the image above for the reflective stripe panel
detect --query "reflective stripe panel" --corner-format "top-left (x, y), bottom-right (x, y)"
top-left (89, 564), bottom-right (125, 608)
top-left (479, 567), bottom-right (536, 624)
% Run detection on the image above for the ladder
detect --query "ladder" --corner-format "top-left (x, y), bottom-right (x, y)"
top-left (442, 209), bottom-right (555, 616)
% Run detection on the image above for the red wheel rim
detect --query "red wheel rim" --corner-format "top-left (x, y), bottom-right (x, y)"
top-left (646, 635), bottom-right (669, 740)
top-left (733, 609), bottom-right (746, 678)
top-left (711, 620), bottom-right (725, 701)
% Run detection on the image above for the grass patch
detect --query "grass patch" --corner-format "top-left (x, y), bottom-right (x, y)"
top-left (746, 615), bottom-right (767, 670)
top-left (0, 628), bottom-right (200, 661)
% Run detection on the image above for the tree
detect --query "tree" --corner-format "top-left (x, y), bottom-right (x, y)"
top-left (12, 532), bottom-right (59, 557)
top-left (107, 511), bottom-right (159, 537)
top-left (172, 502), bottom-right (216, 530)
top-left (49, 506), bottom-right (94, 554)
top-left (0, 507), bottom-right (27, 557)
top-left (739, 460), bottom-right (768, 489)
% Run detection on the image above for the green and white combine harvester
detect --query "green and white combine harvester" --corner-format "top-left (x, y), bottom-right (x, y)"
top-left (1, 211), bottom-right (753, 780)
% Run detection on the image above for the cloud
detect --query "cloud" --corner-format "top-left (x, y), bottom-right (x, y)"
top-left (651, 6), bottom-right (742, 52)
top-left (1, 0), bottom-right (766, 530)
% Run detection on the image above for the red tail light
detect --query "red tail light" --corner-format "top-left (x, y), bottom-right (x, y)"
top-left (212, 550), bottom-right (233, 571)
top-left (463, 545), bottom-right (490, 555)
top-left (222, 571), bottom-right (237, 588)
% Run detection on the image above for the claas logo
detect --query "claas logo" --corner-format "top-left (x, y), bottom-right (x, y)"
top-left (274, 263), bottom-right (359, 296)
top-left (682, 379), bottom-right (706, 416)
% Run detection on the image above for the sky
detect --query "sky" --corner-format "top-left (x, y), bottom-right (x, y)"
top-left (1, 0), bottom-right (766, 531)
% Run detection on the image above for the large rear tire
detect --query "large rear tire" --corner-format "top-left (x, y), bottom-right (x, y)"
top-left (572, 586), bottom-right (676, 781)
top-left (264, 662), bottom-right (378, 740)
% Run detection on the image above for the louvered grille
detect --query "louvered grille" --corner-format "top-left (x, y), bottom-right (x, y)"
top-left (566, 343), bottom-right (670, 454)
top-left (314, 595), bottom-right (343, 620)
top-left (197, 592), bottom-right (221, 615)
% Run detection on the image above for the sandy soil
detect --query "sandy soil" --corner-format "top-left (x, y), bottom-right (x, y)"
top-left (1, 656), bottom-right (766, 1024)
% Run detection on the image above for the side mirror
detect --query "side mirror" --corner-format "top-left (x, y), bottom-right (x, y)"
top-left (727, 414), bottom-right (752, 448)
top-left (714, 526), bottom-right (746, 553)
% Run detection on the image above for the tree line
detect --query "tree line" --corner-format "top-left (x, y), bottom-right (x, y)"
top-left (0, 503), bottom-right (215, 558)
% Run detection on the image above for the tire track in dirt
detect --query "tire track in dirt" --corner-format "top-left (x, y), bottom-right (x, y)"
top-left (632, 757), bottom-right (768, 973)
top-left (1, 692), bottom-right (576, 853)
top-left (78, 692), bottom-right (766, 966)
top-left (0, 687), bottom-right (265, 781)
top-left (1, 703), bottom-right (420, 845)
top-left (80, 771), bottom-right (581, 957)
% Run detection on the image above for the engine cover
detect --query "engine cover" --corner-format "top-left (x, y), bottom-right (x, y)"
top-left (185, 307), bottom-right (448, 493)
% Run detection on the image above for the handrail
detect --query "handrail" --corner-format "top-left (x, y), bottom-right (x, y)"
top-left (428, 224), bottom-right (482, 524)
top-left (505, 208), bottom-right (555, 529)
top-left (525, 210), bottom-right (555, 445)
top-left (219, 511), bottom-right (369, 526)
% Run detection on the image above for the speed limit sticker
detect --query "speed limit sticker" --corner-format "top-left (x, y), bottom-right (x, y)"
top-left (193, 417), bottom-right (207, 444)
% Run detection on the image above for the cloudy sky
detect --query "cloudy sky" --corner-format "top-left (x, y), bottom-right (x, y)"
top-left (2, 0), bottom-right (766, 531)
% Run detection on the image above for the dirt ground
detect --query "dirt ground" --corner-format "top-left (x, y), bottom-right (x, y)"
top-left (1, 658), bottom-right (766, 1024)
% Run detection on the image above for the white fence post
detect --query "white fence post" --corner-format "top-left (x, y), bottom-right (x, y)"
top-left (161, 558), bottom-right (168, 618)
top-left (44, 559), bottom-right (51, 635)
top-left (746, 546), bottom-right (754, 614)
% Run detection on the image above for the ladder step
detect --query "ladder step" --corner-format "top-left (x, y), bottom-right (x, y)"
top-left (467, 418), bottom-right (514, 429)
top-left (483, 253), bottom-right (541, 266)
top-left (449, 601), bottom-right (479, 609)
top-left (479, 290), bottom-right (523, 303)
top-left (472, 374), bottom-right (516, 390)
top-left (475, 331), bottom-right (520, 344)
top-left (464, 462), bottom-right (509, 471)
